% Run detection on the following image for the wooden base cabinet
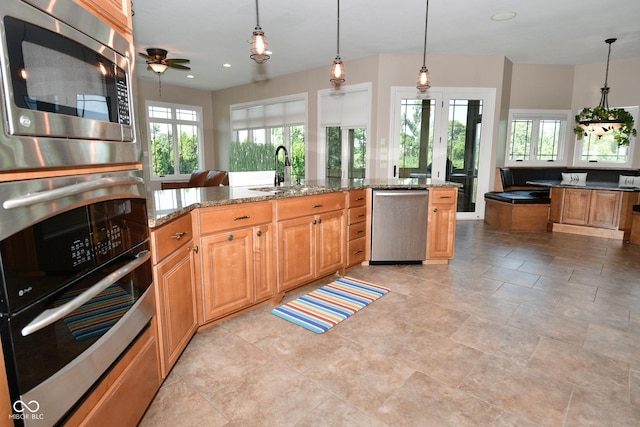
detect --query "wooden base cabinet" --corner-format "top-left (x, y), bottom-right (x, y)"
top-left (426, 187), bottom-right (458, 261)
top-left (277, 193), bottom-right (346, 292)
top-left (150, 214), bottom-right (198, 378)
top-left (346, 189), bottom-right (368, 267)
top-left (194, 202), bottom-right (275, 323)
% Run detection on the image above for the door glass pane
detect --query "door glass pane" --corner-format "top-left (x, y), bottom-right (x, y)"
top-left (149, 122), bottom-right (173, 176)
top-left (177, 124), bottom-right (199, 174)
top-left (290, 125), bottom-right (306, 182)
top-left (326, 127), bottom-right (342, 179)
top-left (348, 128), bottom-right (366, 179)
top-left (399, 99), bottom-right (434, 178)
top-left (448, 99), bottom-right (483, 213)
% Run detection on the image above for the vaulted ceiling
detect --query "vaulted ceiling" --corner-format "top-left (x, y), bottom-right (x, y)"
top-left (132, 0), bottom-right (640, 92)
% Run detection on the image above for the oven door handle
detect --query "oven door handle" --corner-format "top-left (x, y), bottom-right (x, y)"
top-left (20, 250), bottom-right (151, 337)
top-left (3, 176), bottom-right (144, 210)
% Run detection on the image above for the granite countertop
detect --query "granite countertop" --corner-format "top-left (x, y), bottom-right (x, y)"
top-left (527, 179), bottom-right (640, 192)
top-left (147, 177), bottom-right (459, 228)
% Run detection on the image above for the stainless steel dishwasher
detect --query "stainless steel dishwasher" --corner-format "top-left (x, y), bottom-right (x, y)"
top-left (370, 189), bottom-right (429, 263)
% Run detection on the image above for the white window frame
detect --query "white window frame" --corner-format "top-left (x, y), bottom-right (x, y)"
top-left (146, 100), bottom-right (204, 181)
top-left (573, 106), bottom-right (638, 168)
top-left (505, 109), bottom-right (571, 166)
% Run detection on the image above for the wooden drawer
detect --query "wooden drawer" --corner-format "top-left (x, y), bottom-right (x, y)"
top-left (348, 189), bottom-right (367, 208)
top-left (348, 206), bottom-right (367, 225)
top-left (198, 202), bottom-right (272, 235)
top-left (277, 192), bottom-right (345, 221)
top-left (348, 238), bottom-right (366, 266)
top-left (151, 214), bottom-right (193, 265)
top-left (430, 187), bottom-right (457, 203)
top-left (348, 222), bottom-right (367, 241)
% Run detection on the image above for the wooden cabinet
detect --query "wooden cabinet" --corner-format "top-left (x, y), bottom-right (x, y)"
top-left (150, 214), bottom-right (197, 378)
top-left (277, 192), bottom-right (346, 292)
top-left (560, 188), bottom-right (591, 225)
top-left (194, 202), bottom-right (275, 323)
top-left (75, 0), bottom-right (133, 37)
top-left (427, 187), bottom-right (458, 261)
top-left (556, 188), bottom-right (622, 229)
top-left (346, 189), bottom-right (368, 267)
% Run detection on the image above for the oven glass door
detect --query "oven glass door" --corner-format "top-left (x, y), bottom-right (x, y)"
top-left (0, 198), bottom-right (149, 313)
top-left (2, 15), bottom-right (131, 139)
top-left (3, 242), bottom-right (152, 395)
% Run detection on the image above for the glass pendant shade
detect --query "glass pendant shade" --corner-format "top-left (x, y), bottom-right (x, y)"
top-left (250, 28), bottom-right (270, 63)
top-left (417, 66), bottom-right (430, 92)
top-left (330, 56), bottom-right (345, 86)
top-left (149, 63), bottom-right (168, 74)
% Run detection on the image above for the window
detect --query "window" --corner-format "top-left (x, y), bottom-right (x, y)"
top-left (146, 102), bottom-right (203, 180)
top-left (506, 110), bottom-right (570, 165)
top-left (230, 95), bottom-right (306, 182)
top-left (573, 106), bottom-right (638, 167)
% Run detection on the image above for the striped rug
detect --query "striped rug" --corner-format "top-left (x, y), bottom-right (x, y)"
top-left (271, 276), bottom-right (390, 333)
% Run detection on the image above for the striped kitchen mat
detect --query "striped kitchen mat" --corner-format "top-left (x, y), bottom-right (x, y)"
top-left (271, 276), bottom-right (390, 333)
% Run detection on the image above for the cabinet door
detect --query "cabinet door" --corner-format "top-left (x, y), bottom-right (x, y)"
top-left (200, 229), bottom-right (254, 321)
top-left (561, 189), bottom-right (591, 225)
top-left (278, 216), bottom-right (315, 292)
top-left (254, 224), bottom-right (276, 301)
top-left (154, 245), bottom-right (197, 377)
top-left (427, 202), bottom-right (456, 259)
top-left (588, 190), bottom-right (621, 229)
top-left (75, 0), bottom-right (132, 37)
top-left (316, 210), bottom-right (346, 277)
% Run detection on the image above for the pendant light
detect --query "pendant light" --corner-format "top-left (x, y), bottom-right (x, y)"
top-left (250, 0), bottom-right (270, 63)
top-left (330, 0), bottom-right (345, 87)
top-left (575, 38), bottom-right (636, 145)
top-left (416, 0), bottom-right (431, 92)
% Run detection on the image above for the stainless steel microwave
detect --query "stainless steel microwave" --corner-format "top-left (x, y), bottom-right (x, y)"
top-left (0, 0), bottom-right (139, 171)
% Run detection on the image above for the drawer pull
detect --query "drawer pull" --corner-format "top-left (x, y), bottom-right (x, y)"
top-left (438, 196), bottom-right (452, 199)
top-left (357, 214), bottom-right (365, 218)
top-left (355, 230), bottom-right (364, 234)
top-left (233, 215), bottom-right (251, 221)
top-left (355, 197), bottom-right (364, 201)
top-left (228, 234), bottom-right (234, 241)
top-left (312, 204), bottom-right (324, 208)
top-left (353, 249), bottom-right (364, 254)
top-left (171, 231), bottom-right (188, 240)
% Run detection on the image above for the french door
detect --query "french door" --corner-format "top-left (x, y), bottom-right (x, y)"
top-left (326, 126), bottom-right (367, 180)
top-left (390, 87), bottom-right (495, 220)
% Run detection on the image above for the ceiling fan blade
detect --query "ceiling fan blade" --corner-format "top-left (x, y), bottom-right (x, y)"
top-left (138, 52), bottom-right (152, 60)
top-left (168, 63), bottom-right (191, 70)
top-left (166, 58), bottom-right (190, 64)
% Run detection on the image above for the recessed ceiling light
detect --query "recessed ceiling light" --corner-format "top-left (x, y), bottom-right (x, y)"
top-left (491, 11), bottom-right (517, 21)
top-left (223, 63), bottom-right (231, 68)
top-left (186, 74), bottom-right (195, 79)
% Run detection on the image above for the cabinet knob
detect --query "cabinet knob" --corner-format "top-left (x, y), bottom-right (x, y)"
top-left (192, 245), bottom-right (199, 253)
top-left (433, 208), bottom-right (438, 213)
top-left (318, 218), bottom-right (322, 224)
top-left (228, 234), bottom-right (234, 241)
top-left (313, 219), bottom-right (317, 224)
top-left (256, 230), bottom-right (262, 237)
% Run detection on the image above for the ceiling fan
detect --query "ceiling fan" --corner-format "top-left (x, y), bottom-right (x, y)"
top-left (138, 48), bottom-right (190, 74)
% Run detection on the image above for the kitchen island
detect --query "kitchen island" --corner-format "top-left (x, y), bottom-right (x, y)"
top-left (528, 179), bottom-right (640, 240)
top-left (146, 178), bottom-right (459, 378)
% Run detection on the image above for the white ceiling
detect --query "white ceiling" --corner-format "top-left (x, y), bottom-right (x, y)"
top-left (131, 0), bottom-right (640, 92)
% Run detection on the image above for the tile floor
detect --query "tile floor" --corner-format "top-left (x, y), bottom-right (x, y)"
top-left (140, 221), bottom-right (640, 426)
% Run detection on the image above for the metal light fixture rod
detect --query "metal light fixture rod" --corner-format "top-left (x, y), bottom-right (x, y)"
top-left (598, 38), bottom-right (617, 110)
top-left (416, 0), bottom-right (431, 92)
top-left (330, 0), bottom-right (345, 86)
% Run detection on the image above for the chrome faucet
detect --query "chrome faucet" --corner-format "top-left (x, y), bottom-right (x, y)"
top-left (274, 145), bottom-right (291, 186)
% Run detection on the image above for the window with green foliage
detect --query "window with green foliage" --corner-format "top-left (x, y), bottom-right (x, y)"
top-left (146, 102), bottom-right (203, 179)
top-left (230, 95), bottom-right (306, 181)
top-left (506, 110), bottom-right (570, 166)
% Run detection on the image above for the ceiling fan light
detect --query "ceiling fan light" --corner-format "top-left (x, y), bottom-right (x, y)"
top-left (149, 63), bottom-right (168, 74)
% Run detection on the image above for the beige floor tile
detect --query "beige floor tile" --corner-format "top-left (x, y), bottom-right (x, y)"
top-left (459, 354), bottom-right (573, 426)
top-left (450, 315), bottom-right (540, 363)
top-left (293, 395), bottom-right (387, 427)
top-left (507, 305), bottom-right (589, 346)
top-left (631, 369), bottom-right (640, 407)
top-left (532, 275), bottom-right (598, 302)
top-left (583, 323), bottom-right (640, 369)
top-left (565, 388), bottom-right (640, 427)
top-left (492, 282), bottom-right (560, 311)
top-left (483, 266), bottom-right (540, 287)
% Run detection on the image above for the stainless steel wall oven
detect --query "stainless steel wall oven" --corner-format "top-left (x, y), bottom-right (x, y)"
top-left (0, 170), bottom-right (153, 426)
top-left (0, 0), bottom-right (138, 171)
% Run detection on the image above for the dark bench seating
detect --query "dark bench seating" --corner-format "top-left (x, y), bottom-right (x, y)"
top-left (484, 167), bottom-right (640, 232)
